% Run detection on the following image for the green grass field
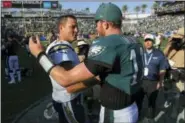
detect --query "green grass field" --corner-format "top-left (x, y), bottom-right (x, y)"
top-left (1, 38), bottom-right (168, 123)
top-left (1, 45), bottom-right (52, 123)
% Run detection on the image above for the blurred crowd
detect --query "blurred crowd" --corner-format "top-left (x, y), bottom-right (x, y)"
top-left (121, 14), bottom-right (184, 35)
top-left (136, 14), bottom-right (184, 33)
top-left (155, 2), bottom-right (185, 14)
top-left (1, 17), bottom-right (96, 38)
top-left (2, 14), bottom-right (184, 40)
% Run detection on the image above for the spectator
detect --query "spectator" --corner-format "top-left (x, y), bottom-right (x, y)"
top-left (136, 34), bottom-right (169, 119)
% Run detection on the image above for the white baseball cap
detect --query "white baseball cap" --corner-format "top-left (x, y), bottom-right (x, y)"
top-left (144, 34), bottom-right (155, 42)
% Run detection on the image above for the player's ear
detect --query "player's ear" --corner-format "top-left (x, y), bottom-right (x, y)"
top-left (59, 23), bottom-right (64, 31)
top-left (102, 22), bottom-right (108, 30)
top-left (105, 22), bottom-right (109, 30)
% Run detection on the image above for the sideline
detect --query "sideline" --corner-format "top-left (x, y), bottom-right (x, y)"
top-left (12, 94), bottom-right (51, 123)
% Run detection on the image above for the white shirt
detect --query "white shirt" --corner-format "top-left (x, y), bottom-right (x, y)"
top-left (155, 35), bottom-right (161, 46)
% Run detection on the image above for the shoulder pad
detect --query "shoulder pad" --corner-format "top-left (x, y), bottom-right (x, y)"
top-left (49, 45), bottom-right (69, 54)
top-left (54, 45), bottom-right (68, 50)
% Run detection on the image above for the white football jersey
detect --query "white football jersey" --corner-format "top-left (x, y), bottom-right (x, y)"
top-left (46, 40), bottom-right (80, 102)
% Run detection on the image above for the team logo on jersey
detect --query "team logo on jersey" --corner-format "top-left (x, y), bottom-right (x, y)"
top-left (88, 45), bottom-right (105, 57)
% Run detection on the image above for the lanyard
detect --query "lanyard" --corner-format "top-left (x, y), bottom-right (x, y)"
top-left (144, 53), bottom-right (153, 66)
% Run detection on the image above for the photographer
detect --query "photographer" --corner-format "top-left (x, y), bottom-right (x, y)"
top-left (163, 27), bottom-right (185, 118)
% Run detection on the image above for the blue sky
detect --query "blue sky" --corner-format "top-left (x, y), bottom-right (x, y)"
top-left (60, 2), bottom-right (154, 13)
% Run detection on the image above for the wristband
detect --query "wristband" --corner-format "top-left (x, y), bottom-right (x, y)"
top-left (37, 51), bottom-right (55, 74)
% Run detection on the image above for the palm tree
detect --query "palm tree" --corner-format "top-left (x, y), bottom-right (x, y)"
top-left (152, 2), bottom-right (160, 10)
top-left (122, 5), bottom-right (128, 16)
top-left (85, 7), bottom-right (90, 13)
top-left (134, 6), bottom-right (140, 19)
top-left (141, 4), bottom-right (147, 13)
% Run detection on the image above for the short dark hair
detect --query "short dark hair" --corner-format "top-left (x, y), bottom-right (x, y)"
top-left (57, 14), bottom-right (77, 29)
top-left (112, 22), bottom-right (122, 29)
top-left (97, 20), bottom-right (122, 29)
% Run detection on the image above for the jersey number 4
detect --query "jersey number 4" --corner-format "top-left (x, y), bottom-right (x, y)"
top-left (130, 49), bottom-right (138, 85)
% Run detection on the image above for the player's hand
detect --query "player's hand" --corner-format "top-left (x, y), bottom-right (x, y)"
top-left (29, 36), bottom-right (44, 58)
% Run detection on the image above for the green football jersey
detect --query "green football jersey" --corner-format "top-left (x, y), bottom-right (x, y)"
top-left (88, 34), bottom-right (144, 94)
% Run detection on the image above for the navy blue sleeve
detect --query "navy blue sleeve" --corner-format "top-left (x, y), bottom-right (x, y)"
top-left (159, 53), bottom-right (168, 71)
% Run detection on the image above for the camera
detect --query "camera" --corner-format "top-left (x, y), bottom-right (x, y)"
top-left (171, 38), bottom-right (185, 50)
